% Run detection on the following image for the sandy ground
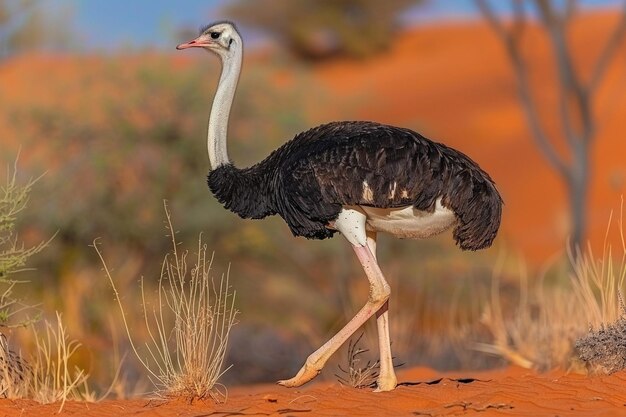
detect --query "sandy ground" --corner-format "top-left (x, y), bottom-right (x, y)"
top-left (1, 366), bottom-right (624, 416)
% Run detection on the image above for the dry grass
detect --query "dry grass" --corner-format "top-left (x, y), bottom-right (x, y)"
top-left (335, 333), bottom-right (379, 389)
top-left (478, 202), bottom-right (626, 372)
top-left (569, 207), bottom-right (626, 327)
top-left (0, 333), bottom-right (31, 399)
top-left (95, 203), bottom-right (238, 401)
top-left (0, 158), bottom-right (90, 411)
top-left (477, 257), bottom-right (582, 370)
top-left (0, 313), bottom-right (91, 412)
top-left (29, 312), bottom-right (90, 411)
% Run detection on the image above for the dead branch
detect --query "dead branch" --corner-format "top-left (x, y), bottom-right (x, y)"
top-left (589, 0), bottom-right (626, 92)
top-left (476, 0), bottom-right (570, 177)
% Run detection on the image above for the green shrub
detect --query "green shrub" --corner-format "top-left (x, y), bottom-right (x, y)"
top-left (0, 159), bottom-right (47, 327)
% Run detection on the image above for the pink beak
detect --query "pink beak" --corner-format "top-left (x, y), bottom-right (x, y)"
top-left (176, 37), bottom-right (211, 50)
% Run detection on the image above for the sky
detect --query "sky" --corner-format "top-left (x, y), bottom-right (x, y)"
top-left (61, 0), bottom-right (225, 50)
top-left (42, 0), bottom-right (623, 51)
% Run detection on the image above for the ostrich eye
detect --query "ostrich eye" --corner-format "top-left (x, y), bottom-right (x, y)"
top-left (210, 32), bottom-right (220, 39)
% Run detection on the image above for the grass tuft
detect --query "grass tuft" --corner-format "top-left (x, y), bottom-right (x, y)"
top-left (335, 333), bottom-right (379, 389)
top-left (335, 333), bottom-right (403, 389)
top-left (478, 201), bottom-right (626, 372)
top-left (95, 202), bottom-right (238, 401)
top-left (29, 312), bottom-right (90, 412)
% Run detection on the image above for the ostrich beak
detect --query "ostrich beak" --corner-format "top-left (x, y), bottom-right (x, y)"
top-left (176, 37), bottom-right (211, 50)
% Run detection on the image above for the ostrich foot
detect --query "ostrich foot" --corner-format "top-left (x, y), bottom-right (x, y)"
top-left (374, 373), bottom-right (397, 392)
top-left (277, 363), bottom-right (320, 388)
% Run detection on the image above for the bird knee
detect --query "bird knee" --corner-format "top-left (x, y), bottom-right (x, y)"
top-left (369, 282), bottom-right (390, 304)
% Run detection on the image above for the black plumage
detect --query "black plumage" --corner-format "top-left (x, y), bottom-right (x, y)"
top-left (208, 121), bottom-right (502, 250)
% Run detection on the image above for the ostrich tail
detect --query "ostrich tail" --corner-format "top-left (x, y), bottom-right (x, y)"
top-left (451, 177), bottom-right (503, 251)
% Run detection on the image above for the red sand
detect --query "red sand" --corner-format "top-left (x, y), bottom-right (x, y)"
top-left (1, 366), bottom-right (624, 416)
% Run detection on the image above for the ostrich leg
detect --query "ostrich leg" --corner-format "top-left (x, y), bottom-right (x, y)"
top-left (367, 231), bottom-right (397, 391)
top-left (278, 209), bottom-right (397, 391)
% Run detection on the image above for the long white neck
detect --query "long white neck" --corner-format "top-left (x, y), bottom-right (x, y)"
top-left (208, 46), bottom-right (242, 169)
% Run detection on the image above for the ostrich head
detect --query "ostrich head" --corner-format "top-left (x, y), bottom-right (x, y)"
top-left (176, 21), bottom-right (241, 59)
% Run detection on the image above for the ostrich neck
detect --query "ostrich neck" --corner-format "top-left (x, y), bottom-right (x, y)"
top-left (208, 49), bottom-right (242, 169)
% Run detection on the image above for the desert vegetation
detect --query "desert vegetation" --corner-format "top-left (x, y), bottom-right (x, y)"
top-left (0, 161), bottom-right (91, 411)
top-left (335, 333), bottom-right (399, 389)
top-left (478, 205), bottom-right (626, 372)
top-left (28, 313), bottom-right (91, 410)
top-left (1, 164), bottom-right (239, 407)
top-left (95, 204), bottom-right (238, 401)
top-left (0, 158), bottom-right (46, 328)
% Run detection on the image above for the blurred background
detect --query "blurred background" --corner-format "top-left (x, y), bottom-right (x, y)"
top-left (1, 0), bottom-right (625, 394)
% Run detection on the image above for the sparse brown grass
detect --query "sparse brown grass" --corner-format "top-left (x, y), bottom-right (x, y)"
top-left (478, 202), bottom-right (626, 372)
top-left (95, 203), bottom-right (239, 401)
top-left (29, 312), bottom-right (90, 412)
top-left (477, 257), bottom-right (581, 370)
top-left (569, 206), bottom-right (626, 327)
top-left (0, 313), bottom-right (92, 412)
top-left (335, 333), bottom-right (379, 389)
top-left (0, 157), bottom-right (92, 411)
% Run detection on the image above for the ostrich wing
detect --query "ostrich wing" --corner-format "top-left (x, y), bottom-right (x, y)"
top-left (272, 121), bottom-right (502, 249)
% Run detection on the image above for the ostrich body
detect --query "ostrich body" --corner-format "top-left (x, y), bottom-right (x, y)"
top-left (177, 22), bottom-right (503, 392)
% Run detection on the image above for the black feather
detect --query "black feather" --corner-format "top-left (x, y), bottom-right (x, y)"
top-left (208, 121), bottom-right (503, 249)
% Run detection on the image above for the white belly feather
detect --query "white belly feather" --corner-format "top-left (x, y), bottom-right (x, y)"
top-left (345, 198), bottom-right (457, 240)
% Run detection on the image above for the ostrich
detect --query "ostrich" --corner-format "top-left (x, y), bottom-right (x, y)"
top-left (177, 21), bottom-right (502, 392)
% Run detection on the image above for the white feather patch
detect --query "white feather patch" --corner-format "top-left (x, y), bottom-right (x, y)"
top-left (362, 181), bottom-right (374, 203)
top-left (334, 208), bottom-right (368, 246)
top-left (388, 182), bottom-right (397, 199)
top-left (344, 198), bottom-right (456, 240)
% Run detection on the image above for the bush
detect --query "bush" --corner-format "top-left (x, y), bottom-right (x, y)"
top-left (0, 158), bottom-right (47, 327)
top-left (0, 158), bottom-right (90, 412)
top-left (225, 0), bottom-right (419, 59)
